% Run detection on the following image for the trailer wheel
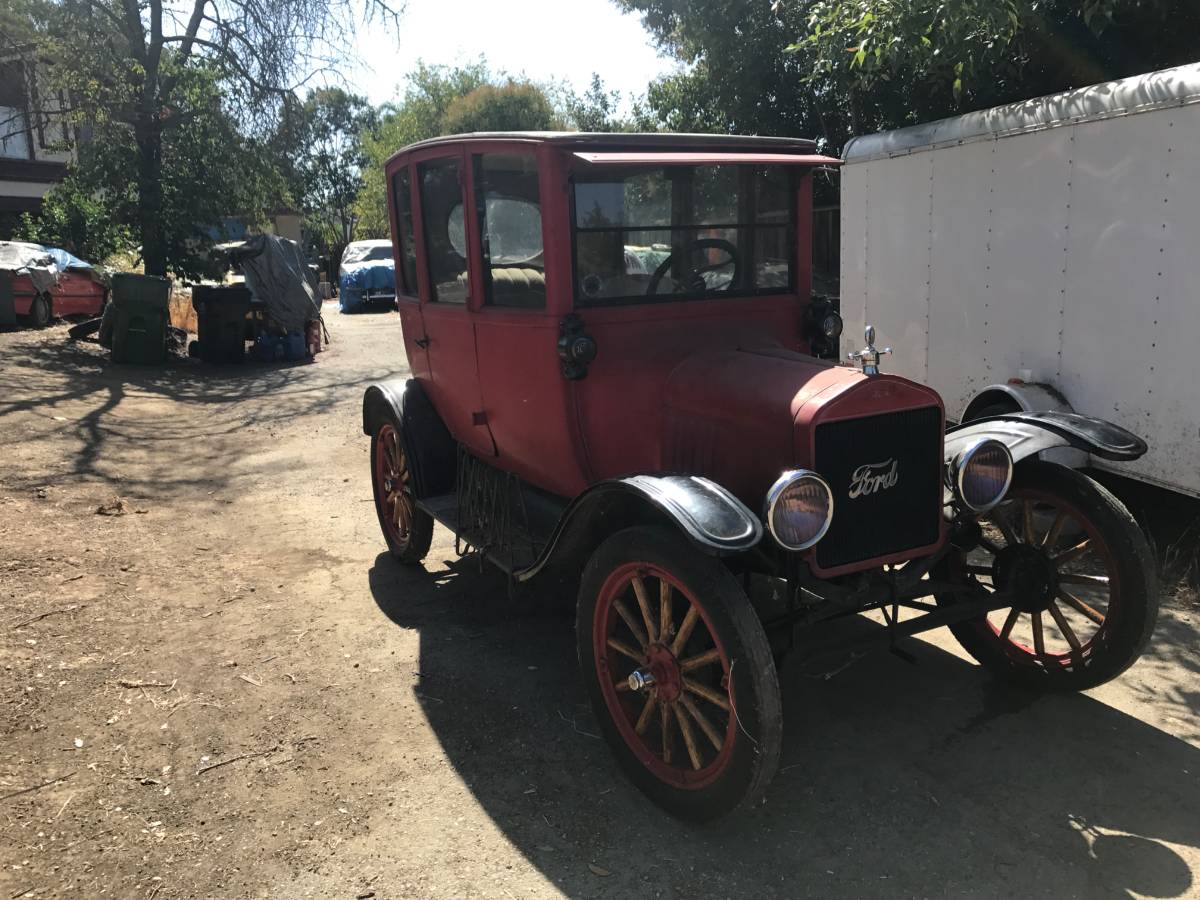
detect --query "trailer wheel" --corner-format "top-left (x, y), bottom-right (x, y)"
top-left (370, 418), bottom-right (433, 564)
top-left (938, 461), bottom-right (1157, 691)
top-left (577, 525), bottom-right (781, 821)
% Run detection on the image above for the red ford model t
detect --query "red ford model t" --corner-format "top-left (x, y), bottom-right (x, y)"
top-left (362, 132), bottom-right (1156, 820)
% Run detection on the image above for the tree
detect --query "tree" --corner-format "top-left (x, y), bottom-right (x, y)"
top-left (615, 0), bottom-right (837, 143)
top-left (275, 88), bottom-right (377, 269)
top-left (562, 73), bottom-right (626, 132)
top-left (442, 81), bottom-right (557, 135)
top-left (16, 173), bottom-right (131, 264)
top-left (798, 0), bottom-right (1200, 140)
top-left (12, 0), bottom-right (399, 277)
top-left (622, 0), bottom-right (1200, 150)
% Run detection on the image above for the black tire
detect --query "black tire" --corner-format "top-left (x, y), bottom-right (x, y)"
top-left (938, 461), bottom-right (1157, 691)
top-left (970, 400), bottom-right (1019, 420)
top-left (29, 294), bottom-right (51, 328)
top-left (577, 525), bottom-right (781, 821)
top-left (370, 414), bottom-right (433, 564)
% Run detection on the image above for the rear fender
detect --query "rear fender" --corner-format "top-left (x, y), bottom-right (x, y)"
top-left (362, 378), bottom-right (455, 499)
top-left (517, 475), bottom-right (763, 583)
top-left (945, 411), bottom-right (1148, 467)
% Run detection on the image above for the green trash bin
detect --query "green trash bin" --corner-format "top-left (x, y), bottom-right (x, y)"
top-left (110, 273), bottom-right (170, 364)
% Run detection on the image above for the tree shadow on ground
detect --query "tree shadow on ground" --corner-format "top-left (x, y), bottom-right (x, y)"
top-left (368, 553), bottom-right (1200, 899)
top-left (0, 335), bottom-right (392, 498)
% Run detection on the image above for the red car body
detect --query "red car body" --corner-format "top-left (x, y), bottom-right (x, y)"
top-left (13, 268), bottom-right (107, 320)
top-left (382, 133), bottom-right (944, 576)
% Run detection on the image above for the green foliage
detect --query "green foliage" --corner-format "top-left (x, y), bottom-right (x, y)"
top-left (442, 81), bottom-right (557, 135)
top-left (622, 0), bottom-right (1200, 149)
top-left (615, 0), bottom-right (838, 142)
top-left (561, 74), bottom-right (627, 132)
top-left (16, 173), bottom-right (130, 263)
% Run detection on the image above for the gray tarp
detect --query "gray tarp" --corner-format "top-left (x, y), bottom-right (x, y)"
top-left (0, 241), bottom-right (58, 294)
top-left (220, 234), bottom-right (320, 334)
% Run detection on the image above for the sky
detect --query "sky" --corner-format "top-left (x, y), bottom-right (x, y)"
top-left (342, 0), bottom-right (680, 109)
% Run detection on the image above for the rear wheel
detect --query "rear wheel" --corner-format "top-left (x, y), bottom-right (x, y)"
top-left (939, 461), bottom-right (1157, 691)
top-left (577, 525), bottom-right (781, 821)
top-left (28, 294), bottom-right (51, 328)
top-left (370, 418), bottom-right (433, 563)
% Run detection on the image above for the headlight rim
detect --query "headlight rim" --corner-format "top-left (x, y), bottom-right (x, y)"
top-left (765, 469), bottom-right (835, 551)
top-left (952, 438), bottom-right (1014, 514)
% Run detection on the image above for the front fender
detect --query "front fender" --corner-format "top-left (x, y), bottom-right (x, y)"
top-left (946, 410), bottom-right (1147, 466)
top-left (362, 378), bottom-right (455, 499)
top-left (516, 475), bottom-right (763, 583)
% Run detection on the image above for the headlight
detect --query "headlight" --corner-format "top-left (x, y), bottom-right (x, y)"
top-left (819, 310), bottom-right (843, 340)
top-left (949, 439), bottom-right (1013, 512)
top-left (765, 470), bottom-right (834, 550)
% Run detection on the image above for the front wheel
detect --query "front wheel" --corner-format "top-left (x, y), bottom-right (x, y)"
top-left (370, 418), bottom-right (433, 564)
top-left (938, 461), bottom-right (1157, 691)
top-left (577, 525), bottom-right (781, 821)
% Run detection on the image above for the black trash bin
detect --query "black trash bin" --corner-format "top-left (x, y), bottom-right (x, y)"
top-left (192, 285), bottom-right (252, 363)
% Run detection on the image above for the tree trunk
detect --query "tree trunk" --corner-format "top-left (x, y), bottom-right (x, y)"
top-left (136, 121), bottom-right (167, 277)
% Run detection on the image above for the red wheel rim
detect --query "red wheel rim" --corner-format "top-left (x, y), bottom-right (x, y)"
top-left (374, 424), bottom-right (414, 548)
top-left (592, 562), bottom-right (737, 790)
top-left (964, 485), bottom-right (1119, 674)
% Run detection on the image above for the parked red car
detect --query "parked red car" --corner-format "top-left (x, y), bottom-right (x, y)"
top-left (1, 242), bottom-right (108, 327)
top-left (362, 133), bottom-right (1157, 820)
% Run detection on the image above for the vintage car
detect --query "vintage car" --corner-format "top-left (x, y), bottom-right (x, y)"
top-left (0, 241), bottom-right (108, 327)
top-left (362, 132), bottom-right (1157, 820)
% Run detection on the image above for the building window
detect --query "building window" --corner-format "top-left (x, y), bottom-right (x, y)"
top-left (0, 59), bottom-right (32, 160)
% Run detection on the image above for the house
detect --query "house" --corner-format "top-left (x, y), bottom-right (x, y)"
top-left (0, 51), bottom-right (72, 238)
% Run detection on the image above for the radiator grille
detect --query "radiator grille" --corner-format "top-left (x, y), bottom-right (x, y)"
top-left (814, 406), bottom-right (942, 570)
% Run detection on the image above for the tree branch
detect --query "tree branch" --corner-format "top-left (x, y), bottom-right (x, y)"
top-left (119, 0), bottom-right (146, 62)
top-left (177, 0), bottom-right (209, 59)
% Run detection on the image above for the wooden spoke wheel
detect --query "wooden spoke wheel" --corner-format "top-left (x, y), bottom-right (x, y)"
top-left (577, 525), bottom-right (781, 821)
top-left (939, 461), bottom-right (1157, 691)
top-left (370, 420), bottom-right (433, 564)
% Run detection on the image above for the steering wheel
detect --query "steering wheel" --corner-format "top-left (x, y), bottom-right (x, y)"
top-left (646, 238), bottom-right (740, 296)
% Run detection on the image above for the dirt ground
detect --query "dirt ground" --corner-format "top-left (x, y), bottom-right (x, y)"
top-left (2, 308), bottom-right (1199, 900)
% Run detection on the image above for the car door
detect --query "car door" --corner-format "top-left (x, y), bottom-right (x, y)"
top-left (53, 271), bottom-right (103, 316)
top-left (412, 148), bottom-right (496, 457)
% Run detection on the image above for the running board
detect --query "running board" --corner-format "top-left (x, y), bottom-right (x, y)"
top-left (414, 492), bottom-right (542, 575)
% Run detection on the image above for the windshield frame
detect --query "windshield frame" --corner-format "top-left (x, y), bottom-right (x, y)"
top-left (568, 163), bottom-right (798, 308)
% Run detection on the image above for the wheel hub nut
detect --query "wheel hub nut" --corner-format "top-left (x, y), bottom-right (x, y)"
top-left (628, 668), bottom-right (656, 693)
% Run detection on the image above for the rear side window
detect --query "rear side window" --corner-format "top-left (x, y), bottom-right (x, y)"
top-left (391, 167), bottom-right (418, 295)
top-left (417, 157), bottom-right (469, 303)
top-left (474, 154), bottom-right (544, 308)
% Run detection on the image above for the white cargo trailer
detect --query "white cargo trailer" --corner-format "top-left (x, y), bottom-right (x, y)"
top-left (839, 63), bottom-right (1200, 499)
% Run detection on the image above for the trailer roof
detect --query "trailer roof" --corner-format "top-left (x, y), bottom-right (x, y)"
top-left (844, 62), bottom-right (1200, 163)
top-left (387, 131), bottom-right (819, 166)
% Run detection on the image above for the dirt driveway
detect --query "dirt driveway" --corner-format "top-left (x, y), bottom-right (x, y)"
top-left (2, 309), bottom-right (1199, 900)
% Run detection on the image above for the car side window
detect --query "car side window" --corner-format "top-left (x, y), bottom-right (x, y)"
top-left (417, 157), bottom-right (469, 303)
top-left (391, 166), bottom-right (418, 295)
top-left (474, 154), bottom-right (544, 309)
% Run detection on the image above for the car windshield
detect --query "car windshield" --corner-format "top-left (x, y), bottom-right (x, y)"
top-left (342, 242), bottom-right (393, 268)
top-left (572, 164), bottom-right (795, 305)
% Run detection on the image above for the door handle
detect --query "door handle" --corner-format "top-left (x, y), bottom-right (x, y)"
top-left (414, 335), bottom-right (430, 349)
